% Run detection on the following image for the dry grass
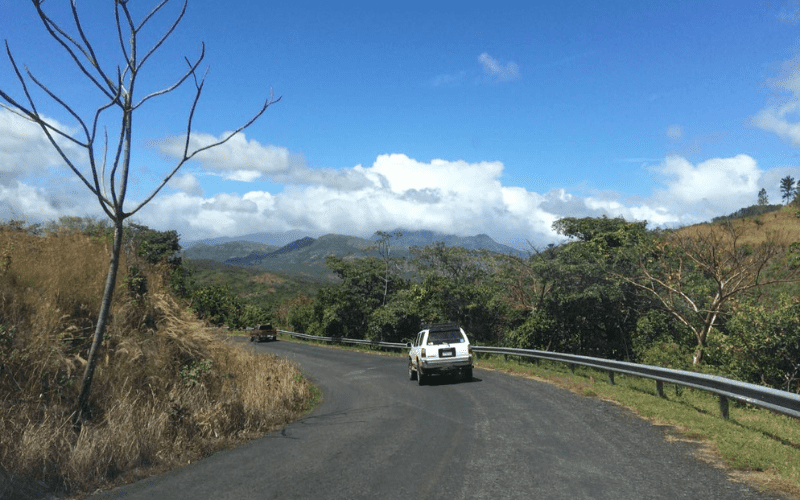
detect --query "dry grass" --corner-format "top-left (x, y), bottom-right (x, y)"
top-left (679, 205), bottom-right (800, 247)
top-left (0, 225), bottom-right (312, 497)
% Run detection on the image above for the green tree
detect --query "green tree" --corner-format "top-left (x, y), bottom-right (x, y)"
top-left (190, 284), bottom-right (242, 327)
top-left (315, 256), bottom-right (408, 338)
top-left (716, 294), bottom-right (800, 392)
top-left (409, 244), bottom-right (505, 343)
top-left (0, 0), bottom-right (278, 425)
top-left (758, 188), bottom-right (769, 206)
top-left (781, 175), bottom-right (796, 204)
top-left (544, 216), bottom-right (651, 359)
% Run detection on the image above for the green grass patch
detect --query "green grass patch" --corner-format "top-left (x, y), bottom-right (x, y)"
top-left (303, 379), bottom-right (324, 414)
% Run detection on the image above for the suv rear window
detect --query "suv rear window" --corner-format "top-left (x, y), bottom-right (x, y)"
top-left (427, 329), bottom-right (464, 345)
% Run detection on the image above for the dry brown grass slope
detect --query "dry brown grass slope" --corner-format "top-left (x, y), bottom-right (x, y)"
top-left (0, 225), bottom-right (312, 498)
top-left (679, 205), bottom-right (800, 245)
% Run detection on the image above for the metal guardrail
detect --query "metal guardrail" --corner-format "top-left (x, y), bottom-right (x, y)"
top-left (277, 330), bottom-right (800, 420)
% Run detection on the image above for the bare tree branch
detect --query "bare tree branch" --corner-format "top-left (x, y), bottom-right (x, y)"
top-left (31, 2), bottom-right (117, 99)
top-left (134, 45), bottom-right (205, 110)
top-left (129, 93), bottom-right (280, 216)
top-left (135, 0), bottom-right (188, 71)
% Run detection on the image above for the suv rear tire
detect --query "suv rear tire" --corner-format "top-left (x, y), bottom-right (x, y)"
top-left (417, 362), bottom-right (426, 385)
top-left (408, 359), bottom-right (417, 381)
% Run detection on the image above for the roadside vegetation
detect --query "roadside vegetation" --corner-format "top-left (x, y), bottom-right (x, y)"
top-left (284, 204), bottom-right (800, 394)
top-left (0, 220), bottom-right (313, 498)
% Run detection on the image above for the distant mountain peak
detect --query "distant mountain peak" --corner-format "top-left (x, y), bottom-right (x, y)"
top-left (269, 237), bottom-right (315, 256)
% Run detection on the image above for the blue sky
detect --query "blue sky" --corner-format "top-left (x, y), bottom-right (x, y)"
top-left (2, 1), bottom-right (800, 249)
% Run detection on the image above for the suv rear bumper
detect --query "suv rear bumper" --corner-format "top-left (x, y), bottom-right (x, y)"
top-left (420, 356), bottom-right (472, 373)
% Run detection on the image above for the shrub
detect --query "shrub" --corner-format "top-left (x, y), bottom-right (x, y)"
top-left (714, 295), bottom-right (800, 392)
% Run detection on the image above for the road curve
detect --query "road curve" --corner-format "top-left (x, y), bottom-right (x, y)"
top-left (95, 339), bottom-right (784, 500)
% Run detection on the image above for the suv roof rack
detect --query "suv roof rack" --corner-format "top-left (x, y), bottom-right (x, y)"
top-left (422, 322), bottom-right (460, 332)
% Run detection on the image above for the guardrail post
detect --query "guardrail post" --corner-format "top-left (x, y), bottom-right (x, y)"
top-left (719, 395), bottom-right (729, 420)
top-left (656, 380), bottom-right (664, 398)
top-left (608, 371), bottom-right (615, 385)
top-left (569, 364), bottom-right (575, 374)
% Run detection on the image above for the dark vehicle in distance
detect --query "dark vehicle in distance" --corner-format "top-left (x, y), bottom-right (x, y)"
top-left (250, 323), bottom-right (278, 342)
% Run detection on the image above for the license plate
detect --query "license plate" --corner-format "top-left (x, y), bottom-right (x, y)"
top-left (440, 348), bottom-right (455, 357)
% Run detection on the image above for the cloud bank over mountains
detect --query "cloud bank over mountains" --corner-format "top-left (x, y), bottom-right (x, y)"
top-left (0, 105), bottom-right (779, 249)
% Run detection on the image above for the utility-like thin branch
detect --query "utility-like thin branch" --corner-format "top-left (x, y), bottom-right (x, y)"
top-left (67, 0), bottom-right (118, 95)
top-left (134, 0), bottom-right (188, 72)
top-left (130, 94), bottom-right (280, 216)
top-left (26, 69), bottom-right (91, 140)
top-left (114, 2), bottom-right (131, 68)
top-left (3, 48), bottom-right (105, 200)
top-left (1, 45), bottom-right (87, 147)
top-left (134, 45), bottom-right (204, 110)
top-left (135, 0), bottom-right (173, 33)
top-left (32, 3), bottom-right (116, 100)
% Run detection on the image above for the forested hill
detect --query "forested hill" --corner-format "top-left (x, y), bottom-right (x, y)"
top-left (182, 231), bottom-right (524, 280)
top-left (180, 241), bottom-right (279, 262)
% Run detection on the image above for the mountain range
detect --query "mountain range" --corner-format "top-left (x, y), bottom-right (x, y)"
top-left (182, 230), bottom-right (525, 281)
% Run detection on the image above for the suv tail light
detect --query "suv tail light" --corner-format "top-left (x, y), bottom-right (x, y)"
top-left (421, 348), bottom-right (427, 358)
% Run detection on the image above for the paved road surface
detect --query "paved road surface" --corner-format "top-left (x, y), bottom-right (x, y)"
top-left (95, 339), bottom-right (785, 499)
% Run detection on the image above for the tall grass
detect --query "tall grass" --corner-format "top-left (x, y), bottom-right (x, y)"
top-left (0, 225), bottom-right (312, 496)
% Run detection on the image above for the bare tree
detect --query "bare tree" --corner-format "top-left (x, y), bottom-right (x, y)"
top-left (625, 222), bottom-right (798, 365)
top-left (498, 244), bottom-right (556, 314)
top-left (370, 230), bottom-right (403, 306)
top-left (0, 0), bottom-right (279, 427)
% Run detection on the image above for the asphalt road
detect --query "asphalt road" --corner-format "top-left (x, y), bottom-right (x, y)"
top-left (94, 339), bottom-right (786, 500)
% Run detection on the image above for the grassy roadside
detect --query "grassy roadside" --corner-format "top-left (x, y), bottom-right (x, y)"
top-left (0, 227), bottom-right (320, 499)
top-left (276, 334), bottom-right (800, 498)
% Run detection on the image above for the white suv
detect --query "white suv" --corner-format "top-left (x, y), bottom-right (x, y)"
top-left (407, 323), bottom-right (473, 384)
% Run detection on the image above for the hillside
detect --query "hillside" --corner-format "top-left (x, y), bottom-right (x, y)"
top-left (0, 224), bottom-right (312, 497)
top-left (186, 259), bottom-right (326, 305)
top-left (681, 204), bottom-right (800, 246)
top-left (184, 230), bottom-right (524, 282)
top-left (183, 241), bottom-right (279, 261)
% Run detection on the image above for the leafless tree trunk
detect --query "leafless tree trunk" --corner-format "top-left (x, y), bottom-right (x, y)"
top-left (371, 230), bottom-right (403, 306)
top-left (0, 0), bottom-right (279, 428)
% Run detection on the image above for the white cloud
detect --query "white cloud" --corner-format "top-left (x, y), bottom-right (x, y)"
top-left (133, 154), bottom-right (563, 245)
top-left (153, 132), bottom-right (377, 190)
top-left (754, 56), bottom-right (800, 146)
top-left (753, 102), bottom-right (800, 146)
top-left (478, 53), bottom-right (520, 81)
top-left (650, 155), bottom-right (762, 220)
top-left (168, 173), bottom-right (203, 196)
top-left (0, 108), bottom-right (83, 183)
top-left (153, 132), bottom-right (294, 181)
top-left (0, 120), bottom-right (777, 248)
